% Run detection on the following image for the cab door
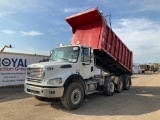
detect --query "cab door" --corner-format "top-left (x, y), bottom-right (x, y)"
top-left (80, 47), bottom-right (94, 79)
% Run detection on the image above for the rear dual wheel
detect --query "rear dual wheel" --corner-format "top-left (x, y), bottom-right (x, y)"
top-left (114, 75), bottom-right (131, 91)
top-left (124, 75), bottom-right (131, 90)
top-left (103, 77), bottom-right (115, 96)
top-left (114, 76), bottom-right (123, 93)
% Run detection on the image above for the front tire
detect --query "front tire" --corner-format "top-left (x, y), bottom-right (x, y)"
top-left (61, 82), bottom-right (84, 110)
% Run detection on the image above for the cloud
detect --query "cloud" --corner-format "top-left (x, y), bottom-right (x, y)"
top-left (112, 18), bottom-right (160, 63)
top-left (0, 11), bottom-right (15, 18)
top-left (1, 29), bottom-right (15, 35)
top-left (0, 0), bottom-right (56, 13)
top-left (49, 26), bottom-right (71, 35)
top-left (0, 0), bottom-right (39, 11)
top-left (115, 18), bottom-right (154, 30)
top-left (64, 8), bottom-right (78, 13)
top-left (20, 31), bottom-right (44, 36)
top-left (128, 0), bottom-right (160, 12)
top-left (0, 46), bottom-right (50, 56)
top-left (87, 0), bottom-right (160, 13)
top-left (63, 7), bottom-right (89, 13)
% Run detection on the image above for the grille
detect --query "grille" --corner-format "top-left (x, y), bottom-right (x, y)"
top-left (27, 68), bottom-right (44, 79)
top-left (27, 78), bottom-right (42, 83)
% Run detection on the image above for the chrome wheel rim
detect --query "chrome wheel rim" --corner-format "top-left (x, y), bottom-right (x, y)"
top-left (109, 82), bottom-right (115, 92)
top-left (71, 88), bottom-right (81, 105)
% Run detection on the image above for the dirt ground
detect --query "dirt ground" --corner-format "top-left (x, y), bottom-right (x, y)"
top-left (0, 73), bottom-right (160, 120)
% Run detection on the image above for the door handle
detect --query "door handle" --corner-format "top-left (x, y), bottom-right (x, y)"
top-left (82, 63), bottom-right (90, 65)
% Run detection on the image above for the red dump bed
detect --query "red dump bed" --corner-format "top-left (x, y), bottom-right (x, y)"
top-left (66, 7), bottom-right (132, 75)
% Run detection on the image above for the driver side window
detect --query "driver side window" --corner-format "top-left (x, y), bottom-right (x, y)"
top-left (81, 48), bottom-right (89, 62)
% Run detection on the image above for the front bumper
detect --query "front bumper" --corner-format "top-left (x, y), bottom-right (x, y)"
top-left (24, 84), bottom-right (64, 98)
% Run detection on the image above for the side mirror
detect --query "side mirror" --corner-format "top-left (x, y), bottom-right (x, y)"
top-left (50, 50), bottom-right (53, 55)
top-left (90, 48), bottom-right (94, 62)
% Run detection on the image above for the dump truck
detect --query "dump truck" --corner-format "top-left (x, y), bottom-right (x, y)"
top-left (24, 7), bottom-right (133, 110)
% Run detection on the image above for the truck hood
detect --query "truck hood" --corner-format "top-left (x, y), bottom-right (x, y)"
top-left (27, 61), bottom-right (75, 68)
top-left (26, 61), bottom-right (78, 87)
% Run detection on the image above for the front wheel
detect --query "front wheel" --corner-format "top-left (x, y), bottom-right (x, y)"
top-left (61, 82), bottom-right (84, 110)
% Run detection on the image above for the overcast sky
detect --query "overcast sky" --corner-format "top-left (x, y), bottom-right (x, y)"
top-left (0, 0), bottom-right (159, 64)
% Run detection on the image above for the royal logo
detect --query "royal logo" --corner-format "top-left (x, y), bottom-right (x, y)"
top-left (0, 58), bottom-right (27, 67)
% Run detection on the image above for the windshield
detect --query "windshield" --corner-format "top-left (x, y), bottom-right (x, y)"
top-left (49, 46), bottom-right (79, 63)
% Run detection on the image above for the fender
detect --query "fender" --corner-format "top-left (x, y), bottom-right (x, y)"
top-left (63, 74), bottom-right (85, 89)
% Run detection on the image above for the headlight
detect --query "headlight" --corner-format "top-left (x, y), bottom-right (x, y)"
top-left (47, 78), bottom-right (62, 85)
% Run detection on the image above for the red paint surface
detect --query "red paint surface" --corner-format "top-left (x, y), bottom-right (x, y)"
top-left (66, 7), bottom-right (132, 73)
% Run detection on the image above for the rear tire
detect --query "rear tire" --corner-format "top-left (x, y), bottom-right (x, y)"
top-left (103, 77), bottom-right (115, 96)
top-left (61, 82), bottom-right (84, 110)
top-left (114, 76), bottom-right (123, 93)
top-left (124, 75), bottom-right (131, 90)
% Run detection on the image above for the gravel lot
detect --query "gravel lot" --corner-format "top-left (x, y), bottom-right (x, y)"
top-left (0, 73), bottom-right (160, 120)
